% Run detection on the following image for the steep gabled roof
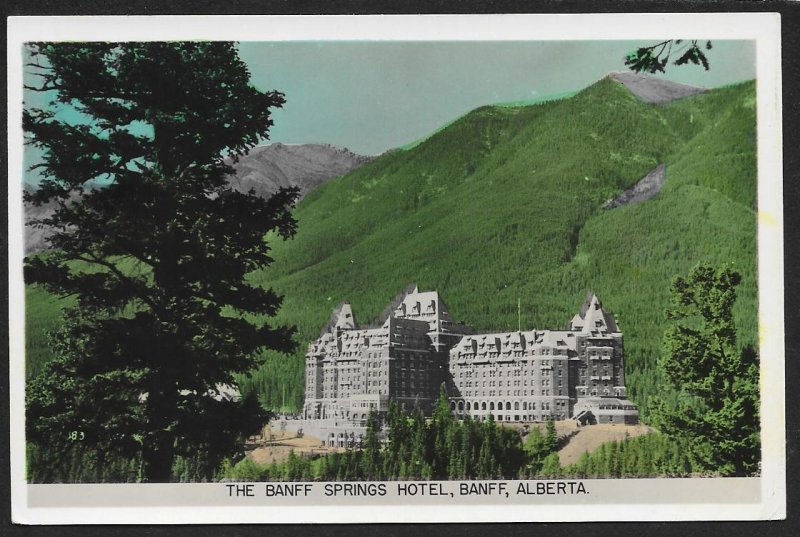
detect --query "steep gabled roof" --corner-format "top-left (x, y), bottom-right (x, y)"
top-left (571, 293), bottom-right (619, 334)
top-left (391, 284), bottom-right (459, 332)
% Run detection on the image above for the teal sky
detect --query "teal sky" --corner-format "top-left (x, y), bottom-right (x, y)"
top-left (238, 40), bottom-right (755, 155)
top-left (23, 40), bottom-right (755, 182)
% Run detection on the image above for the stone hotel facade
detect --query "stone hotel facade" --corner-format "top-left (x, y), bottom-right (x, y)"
top-left (303, 286), bottom-right (638, 427)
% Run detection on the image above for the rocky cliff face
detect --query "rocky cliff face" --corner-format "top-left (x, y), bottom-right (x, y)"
top-left (24, 143), bottom-right (373, 253)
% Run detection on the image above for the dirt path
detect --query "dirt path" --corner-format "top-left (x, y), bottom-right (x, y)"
top-left (245, 426), bottom-right (341, 466)
top-left (556, 422), bottom-right (653, 466)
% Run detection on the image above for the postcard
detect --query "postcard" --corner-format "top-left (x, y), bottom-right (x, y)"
top-left (7, 13), bottom-right (785, 523)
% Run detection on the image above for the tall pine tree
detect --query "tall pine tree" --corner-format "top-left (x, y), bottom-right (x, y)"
top-left (23, 42), bottom-right (297, 482)
top-left (654, 264), bottom-right (760, 475)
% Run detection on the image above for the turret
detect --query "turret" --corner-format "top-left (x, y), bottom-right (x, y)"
top-left (334, 302), bottom-right (356, 331)
top-left (569, 293), bottom-right (619, 335)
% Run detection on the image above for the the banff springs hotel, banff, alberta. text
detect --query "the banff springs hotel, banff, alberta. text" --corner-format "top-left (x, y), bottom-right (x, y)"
top-left (302, 287), bottom-right (639, 444)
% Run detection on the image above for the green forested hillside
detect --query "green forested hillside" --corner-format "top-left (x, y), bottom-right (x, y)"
top-left (25, 77), bottom-right (757, 421)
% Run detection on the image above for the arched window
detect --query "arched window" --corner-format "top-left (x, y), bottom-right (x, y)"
top-left (505, 402), bottom-right (511, 411)
top-left (489, 402), bottom-right (495, 411)
top-left (450, 401), bottom-right (456, 411)
top-left (482, 402), bottom-right (487, 411)
top-left (466, 402), bottom-right (471, 411)
top-left (457, 401), bottom-right (464, 411)
top-left (514, 402), bottom-right (519, 410)
top-left (522, 402), bottom-right (527, 410)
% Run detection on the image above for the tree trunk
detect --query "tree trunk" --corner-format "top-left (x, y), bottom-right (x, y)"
top-left (140, 379), bottom-right (178, 482)
top-left (140, 429), bottom-right (176, 482)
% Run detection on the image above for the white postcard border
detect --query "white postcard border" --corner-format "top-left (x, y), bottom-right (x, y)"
top-left (7, 13), bottom-right (785, 524)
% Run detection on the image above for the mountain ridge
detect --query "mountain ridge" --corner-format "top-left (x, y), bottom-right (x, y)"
top-left (227, 142), bottom-right (374, 198)
top-left (23, 142), bottom-right (373, 253)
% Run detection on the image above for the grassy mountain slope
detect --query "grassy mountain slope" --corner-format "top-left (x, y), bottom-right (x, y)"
top-left (25, 77), bottom-right (757, 421)
top-left (400, 90), bottom-right (577, 150)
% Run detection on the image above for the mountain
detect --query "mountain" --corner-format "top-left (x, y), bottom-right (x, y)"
top-left (25, 74), bottom-right (757, 423)
top-left (23, 143), bottom-right (373, 253)
top-left (226, 142), bottom-right (374, 198)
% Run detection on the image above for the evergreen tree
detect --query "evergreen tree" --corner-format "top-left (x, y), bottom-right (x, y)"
top-left (23, 42), bottom-right (296, 482)
top-left (458, 418), bottom-right (476, 478)
top-left (622, 440), bottom-right (637, 476)
top-left (361, 409), bottom-right (382, 479)
top-left (609, 442), bottom-right (622, 477)
top-left (545, 417), bottom-right (558, 453)
top-left (574, 452), bottom-right (590, 478)
top-left (409, 407), bottom-right (429, 479)
top-left (539, 452), bottom-right (561, 478)
top-left (430, 388), bottom-right (455, 478)
top-left (523, 426), bottom-right (548, 467)
top-left (495, 427), bottom-right (526, 478)
top-left (383, 402), bottom-right (406, 478)
top-left (654, 264), bottom-right (760, 475)
top-left (477, 415), bottom-right (498, 478)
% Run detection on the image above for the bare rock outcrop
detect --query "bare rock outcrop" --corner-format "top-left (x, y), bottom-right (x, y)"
top-left (608, 72), bottom-right (706, 104)
top-left (603, 164), bottom-right (666, 209)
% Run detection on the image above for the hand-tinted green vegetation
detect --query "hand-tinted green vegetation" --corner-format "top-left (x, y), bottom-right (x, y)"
top-left (26, 76), bottom-right (757, 434)
top-left (655, 264), bottom-right (759, 475)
